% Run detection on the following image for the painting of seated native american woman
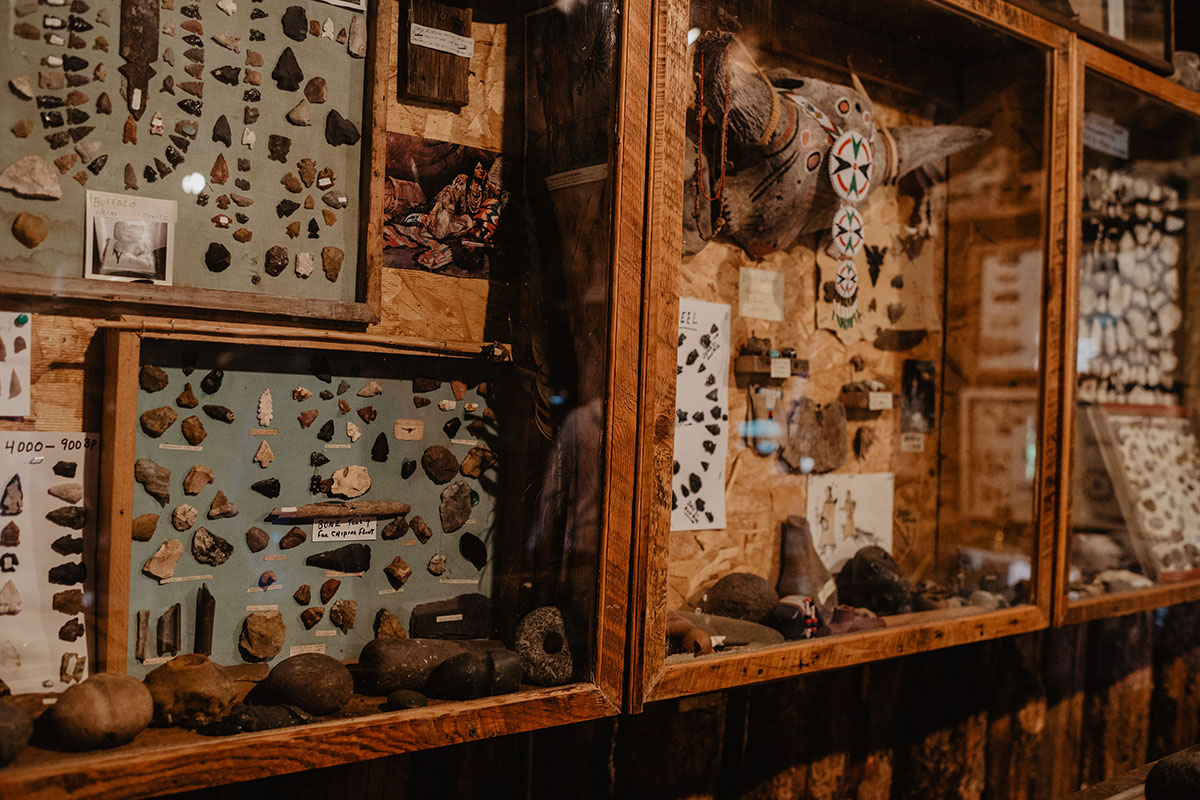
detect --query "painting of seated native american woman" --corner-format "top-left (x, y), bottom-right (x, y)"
top-left (381, 132), bottom-right (514, 279)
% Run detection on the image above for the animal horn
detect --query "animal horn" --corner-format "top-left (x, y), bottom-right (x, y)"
top-left (884, 125), bottom-right (991, 181)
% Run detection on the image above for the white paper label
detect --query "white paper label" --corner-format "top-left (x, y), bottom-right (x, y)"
top-left (450, 438), bottom-right (478, 447)
top-left (1107, 1), bottom-right (1125, 39)
top-left (246, 604), bottom-right (278, 612)
top-left (162, 574), bottom-right (212, 583)
top-left (249, 428), bottom-right (277, 436)
top-left (435, 613), bottom-right (464, 623)
top-left (868, 392), bottom-right (893, 411)
top-left (289, 643), bottom-right (326, 656)
top-left (313, 517), bottom-right (377, 542)
top-left (738, 267), bottom-right (785, 322)
top-left (410, 22), bottom-right (474, 58)
top-left (159, 443), bottom-right (203, 451)
top-left (315, 629), bottom-right (337, 637)
top-left (900, 432), bottom-right (925, 453)
top-left (769, 358), bottom-right (791, 379)
top-left (545, 163), bottom-right (609, 191)
top-left (1083, 113), bottom-right (1129, 160)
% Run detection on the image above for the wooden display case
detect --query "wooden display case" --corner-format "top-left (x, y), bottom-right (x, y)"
top-left (0, 0), bottom-right (654, 793)
top-left (1009, 0), bottom-right (1174, 76)
top-left (628, 0), bottom-right (1072, 708)
top-left (0, 0), bottom-right (388, 325)
top-left (1055, 40), bottom-right (1200, 626)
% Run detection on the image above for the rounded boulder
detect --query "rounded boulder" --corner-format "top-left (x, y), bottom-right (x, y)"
top-left (697, 573), bottom-right (778, 623)
top-left (260, 653), bottom-right (354, 716)
top-left (44, 673), bottom-right (153, 750)
top-left (144, 654), bottom-right (236, 728)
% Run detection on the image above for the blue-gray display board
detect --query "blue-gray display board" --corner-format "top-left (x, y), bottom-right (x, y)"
top-left (128, 340), bottom-right (499, 675)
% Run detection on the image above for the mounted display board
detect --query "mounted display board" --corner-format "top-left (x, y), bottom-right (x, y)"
top-left (0, 0), bottom-right (384, 322)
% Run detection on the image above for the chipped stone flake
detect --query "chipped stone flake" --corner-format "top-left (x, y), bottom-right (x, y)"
top-left (257, 388), bottom-right (273, 427)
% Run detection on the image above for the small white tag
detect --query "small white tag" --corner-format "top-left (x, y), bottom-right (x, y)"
top-left (325, 443), bottom-right (352, 450)
top-left (313, 517), bottom-right (377, 542)
top-left (377, 587), bottom-right (405, 595)
top-left (289, 643), bottom-right (326, 656)
top-left (769, 358), bottom-right (790, 379)
top-left (900, 432), bottom-right (925, 453)
top-left (410, 22), bottom-right (474, 58)
top-left (159, 443), bottom-right (203, 451)
top-left (450, 438), bottom-right (478, 446)
top-left (249, 428), bottom-right (277, 436)
top-left (868, 392), bottom-right (892, 411)
top-left (161, 574), bottom-right (212, 583)
top-left (263, 554), bottom-right (286, 561)
top-left (1083, 113), bottom-right (1129, 159)
top-left (141, 656), bottom-right (171, 665)
top-left (545, 163), bottom-right (608, 191)
top-left (246, 604), bottom-right (278, 612)
top-left (315, 629), bottom-right (337, 637)
top-left (440, 578), bottom-right (479, 585)
top-left (435, 613), bottom-right (464, 623)
top-left (325, 570), bottom-right (364, 578)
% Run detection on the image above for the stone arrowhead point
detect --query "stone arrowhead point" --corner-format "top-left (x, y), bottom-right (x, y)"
top-left (257, 389), bottom-right (273, 427)
top-left (253, 439), bottom-right (275, 468)
top-left (0, 155), bottom-right (62, 199)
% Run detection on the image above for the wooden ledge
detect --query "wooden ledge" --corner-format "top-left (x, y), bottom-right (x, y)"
top-left (1063, 579), bottom-right (1200, 626)
top-left (645, 604), bottom-right (1047, 702)
top-left (0, 684), bottom-right (617, 800)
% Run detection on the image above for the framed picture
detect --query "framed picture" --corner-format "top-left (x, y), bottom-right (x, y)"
top-left (1085, 404), bottom-right (1200, 582)
top-left (957, 388), bottom-right (1039, 525)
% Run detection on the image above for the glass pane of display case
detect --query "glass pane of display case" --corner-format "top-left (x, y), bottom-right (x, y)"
top-left (1017, 0), bottom-right (1171, 69)
top-left (661, 0), bottom-right (1049, 666)
top-left (1068, 72), bottom-right (1200, 603)
top-left (0, 0), bottom-right (639, 785)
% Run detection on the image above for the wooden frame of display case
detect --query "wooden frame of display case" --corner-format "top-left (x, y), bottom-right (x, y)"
top-left (0, 0), bottom-right (655, 791)
top-left (0, 0), bottom-right (389, 327)
top-left (627, 0), bottom-right (1073, 710)
top-left (1052, 39), bottom-right (1200, 627)
top-left (1007, 0), bottom-right (1174, 76)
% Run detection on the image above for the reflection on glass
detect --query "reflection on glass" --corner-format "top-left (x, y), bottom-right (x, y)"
top-left (1070, 73), bottom-right (1200, 599)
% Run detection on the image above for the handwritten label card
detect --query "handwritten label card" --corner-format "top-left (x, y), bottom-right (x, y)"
top-left (313, 517), bottom-right (377, 542)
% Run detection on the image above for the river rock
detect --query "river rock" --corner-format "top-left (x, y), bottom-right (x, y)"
top-left (48, 483), bottom-right (84, 505)
top-left (422, 446), bottom-right (458, 484)
top-left (239, 610), bottom-right (285, 661)
top-left (198, 703), bottom-right (313, 736)
top-left (261, 653), bottom-right (352, 715)
top-left (144, 654), bottom-right (235, 727)
top-left (44, 673), bottom-right (153, 749)
top-left (330, 599), bottom-right (357, 633)
top-left (11, 212), bottom-right (47, 248)
top-left (409, 593), bottom-right (492, 639)
top-left (139, 406), bottom-right (177, 437)
top-left (459, 533), bottom-right (487, 570)
top-left (383, 690), bottom-right (426, 710)
top-left (46, 506), bottom-right (87, 529)
top-left (1145, 745), bottom-right (1200, 800)
top-left (320, 578), bottom-right (340, 603)
top-left (514, 606), bottom-right (573, 686)
top-left (0, 155), bottom-right (62, 199)
top-left (0, 702), bottom-right (32, 765)
top-left (374, 608), bottom-right (406, 639)
top-left (192, 527), bottom-right (233, 566)
top-left (135, 459), bottom-right (171, 506)
top-left (176, 383), bottom-right (199, 408)
top-left (439, 481), bottom-right (471, 533)
top-left (171, 504), bottom-right (197, 531)
top-left (246, 526), bottom-right (269, 553)
top-left (142, 539), bottom-right (183, 582)
top-left (384, 556), bottom-right (412, 589)
top-left (410, 516), bottom-right (432, 544)
top-left (426, 649), bottom-right (521, 701)
top-left (207, 490), bottom-right (238, 519)
top-left (460, 446), bottom-right (496, 478)
top-left (835, 546), bottom-right (913, 615)
top-left (329, 465), bottom-right (370, 499)
top-left (356, 638), bottom-right (507, 695)
top-left (324, 110), bottom-right (359, 146)
top-left (183, 465), bottom-right (215, 495)
top-left (306, 543), bottom-right (370, 573)
top-left (0, 476), bottom-right (19, 516)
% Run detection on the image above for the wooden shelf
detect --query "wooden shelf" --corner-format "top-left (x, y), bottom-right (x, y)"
top-left (0, 685), bottom-right (616, 800)
top-left (644, 605), bottom-right (1048, 702)
top-left (1064, 579), bottom-right (1200, 626)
